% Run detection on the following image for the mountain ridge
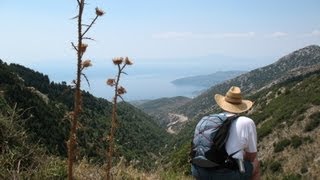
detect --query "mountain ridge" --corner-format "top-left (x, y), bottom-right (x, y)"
top-left (171, 70), bottom-right (246, 88)
top-left (176, 45), bottom-right (320, 119)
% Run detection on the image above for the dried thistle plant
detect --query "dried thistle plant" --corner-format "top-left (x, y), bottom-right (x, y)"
top-left (68, 1), bottom-right (104, 180)
top-left (105, 56), bottom-right (133, 179)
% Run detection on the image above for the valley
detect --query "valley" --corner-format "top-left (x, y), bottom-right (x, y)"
top-left (166, 113), bottom-right (188, 134)
top-left (1, 45), bottom-right (320, 179)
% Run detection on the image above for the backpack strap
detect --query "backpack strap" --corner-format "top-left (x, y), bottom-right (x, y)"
top-left (228, 149), bottom-right (242, 158)
top-left (223, 149), bottom-right (243, 170)
top-left (213, 115), bottom-right (239, 149)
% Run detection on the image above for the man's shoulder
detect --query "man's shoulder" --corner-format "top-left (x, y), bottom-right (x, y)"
top-left (235, 116), bottom-right (256, 128)
top-left (238, 116), bottom-right (254, 122)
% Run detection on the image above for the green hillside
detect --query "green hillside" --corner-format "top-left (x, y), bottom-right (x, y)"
top-left (0, 59), bottom-right (171, 178)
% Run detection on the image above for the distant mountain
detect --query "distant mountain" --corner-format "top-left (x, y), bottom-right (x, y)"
top-left (129, 99), bottom-right (152, 106)
top-left (133, 96), bottom-right (191, 129)
top-left (0, 59), bottom-right (171, 174)
top-left (176, 45), bottom-right (320, 119)
top-left (171, 70), bottom-right (246, 87)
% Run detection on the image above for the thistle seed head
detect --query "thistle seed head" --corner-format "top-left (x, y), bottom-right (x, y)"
top-left (95, 7), bottom-right (105, 16)
top-left (112, 57), bottom-right (123, 65)
top-left (79, 43), bottom-right (88, 53)
top-left (82, 59), bottom-right (92, 68)
top-left (124, 57), bottom-right (133, 65)
top-left (106, 78), bottom-right (115, 86)
top-left (117, 86), bottom-right (127, 95)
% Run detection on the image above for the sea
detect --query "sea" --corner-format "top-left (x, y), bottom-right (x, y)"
top-left (29, 56), bottom-right (273, 101)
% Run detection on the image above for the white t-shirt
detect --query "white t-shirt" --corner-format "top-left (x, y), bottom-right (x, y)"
top-left (225, 114), bottom-right (258, 160)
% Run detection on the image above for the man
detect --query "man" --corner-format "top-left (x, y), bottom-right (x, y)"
top-left (191, 86), bottom-right (260, 180)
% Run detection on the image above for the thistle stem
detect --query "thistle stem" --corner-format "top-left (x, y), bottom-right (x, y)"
top-left (106, 64), bottom-right (125, 180)
top-left (68, 1), bottom-right (84, 180)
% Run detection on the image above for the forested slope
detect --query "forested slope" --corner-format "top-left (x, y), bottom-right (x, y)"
top-left (0, 59), bottom-right (171, 178)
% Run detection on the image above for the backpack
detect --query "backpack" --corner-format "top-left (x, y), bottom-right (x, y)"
top-left (190, 113), bottom-right (240, 169)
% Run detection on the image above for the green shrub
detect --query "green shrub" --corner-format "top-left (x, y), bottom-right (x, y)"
top-left (277, 89), bottom-right (282, 95)
top-left (274, 135), bottom-right (313, 152)
top-left (258, 119), bottom-right (275, 139)
top-left (252, 112), bottom-right (269, 125)
top-left (269, 161), bottom-right (282, 173)
top-left (303, 136), bottom-right (314, 143)
top-left (274, 139), bottom-right (291, 153)
top-left (169, 142), bottom-right (191, 175)
top-left (311, 96), bottom-right (320, 105)
top-left (284, 89), bottom-right (291, 95)
top-left (297, 115), bottom-right (305, 121)
top-left (0, 113), bottom-right (66, 179)
top-left (290, 135), bottom-right (303, 149)
top-left (259, 160), bottom-right (268, 174)
top-left (34, 157), bottom-right (67, 179)
top-left (282, 173), bottom-right (302, 180)
top-left (278, 123), bottom-right (285, 129)
top-left (300, 166), bottom-right (308, 174)
top-left (304, 112), bottom-right (320, 132)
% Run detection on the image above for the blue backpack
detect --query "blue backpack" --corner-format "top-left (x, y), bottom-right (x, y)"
top-left (190, 113), bottom-right (240, 169)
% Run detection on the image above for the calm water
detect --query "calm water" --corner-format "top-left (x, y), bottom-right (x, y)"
top-left (85, 75), bottom-right (206, 101)
top-left (30, 56), bottom-right (272, 101)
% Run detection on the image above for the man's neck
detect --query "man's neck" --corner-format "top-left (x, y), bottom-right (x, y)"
top-left (224, 111), bottom-right (237, 117)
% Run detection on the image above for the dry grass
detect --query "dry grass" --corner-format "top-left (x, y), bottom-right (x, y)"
top-left (74, 157), bottom-right (193, 180)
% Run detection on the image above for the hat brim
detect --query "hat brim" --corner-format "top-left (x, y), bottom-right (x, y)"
top-left (214, 94), bottom-right (253, 114)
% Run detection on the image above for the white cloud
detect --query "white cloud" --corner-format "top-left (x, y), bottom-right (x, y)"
top-left (217, 32), bottom-right (255, 38)
top-left (151, 32), bottom-right (193, 39)
top-left (268, 32), bottom-right (288, 38)
top-left (301, 29), bottom-right (320, 37)
top-left (310, 29), bottom-right (320, 36)
top-left (152, 31), bottom-right (256, 39)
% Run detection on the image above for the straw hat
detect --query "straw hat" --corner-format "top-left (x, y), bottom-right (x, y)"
top-left (214, 86), bottom-right (253, 114)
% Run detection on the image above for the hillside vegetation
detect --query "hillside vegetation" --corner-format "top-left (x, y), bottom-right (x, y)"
top-left (251, 69), bottom-right (320, 179)
top-left (0, 59), bottom-right (172, 178)
top-left (1, 45), bottom-right (320, 179)
top-left (167, 67), bottom-right (320, 179)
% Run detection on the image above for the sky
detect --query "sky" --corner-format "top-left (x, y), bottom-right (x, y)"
top-left (1, 0), bottom-right (319, 63)
top-left (0, 0), bottom-right (320, 100)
